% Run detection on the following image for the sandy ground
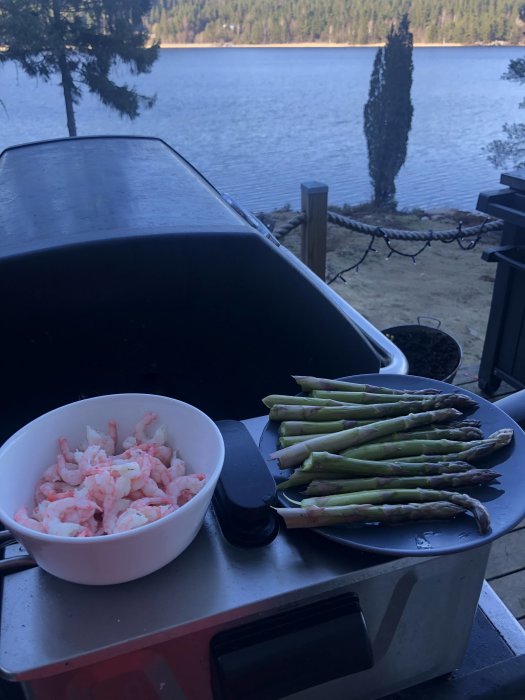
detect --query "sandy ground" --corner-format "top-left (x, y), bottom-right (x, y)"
top-left (259, 208), bottom-right (501, 375)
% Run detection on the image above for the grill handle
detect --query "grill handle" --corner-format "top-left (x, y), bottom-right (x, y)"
top-left (213, 420), bottom-right (279, 547)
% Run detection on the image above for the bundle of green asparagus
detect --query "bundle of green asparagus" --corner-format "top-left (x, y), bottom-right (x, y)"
top-left (263, 375), bottom-right (512, 535)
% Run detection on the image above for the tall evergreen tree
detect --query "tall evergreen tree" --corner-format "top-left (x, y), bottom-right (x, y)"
top-left (0, 0), bottom-right (159, 137)
top-left (363, 13), bottom-right (414, 208)
top-left (486, 4), bottom-right (525, 168)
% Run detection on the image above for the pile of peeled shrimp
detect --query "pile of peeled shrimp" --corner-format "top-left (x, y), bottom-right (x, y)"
top-left (14, 413), bottom-right (206, 537)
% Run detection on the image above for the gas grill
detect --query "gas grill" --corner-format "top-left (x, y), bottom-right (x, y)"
top-left (0, 136), bottom-right (524, 700)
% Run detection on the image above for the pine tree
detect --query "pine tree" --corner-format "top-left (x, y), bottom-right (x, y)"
top-left (486, 4), bottom-right (525, 168)
top-left (0, 0), bottom-right (159, 137)
top-left (363, 13), bottom-right (414, 209)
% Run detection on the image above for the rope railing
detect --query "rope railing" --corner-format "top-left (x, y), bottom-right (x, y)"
top-left (271, 187), bottom-right (504, 284)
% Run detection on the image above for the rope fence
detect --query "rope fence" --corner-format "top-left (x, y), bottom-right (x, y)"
top-left (270, 182), bottom-right (504, 283)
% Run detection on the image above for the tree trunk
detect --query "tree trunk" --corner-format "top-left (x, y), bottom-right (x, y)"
top-left (52, 0), bottom-right (77, 137)
top-left (58, 53), bottom-right (77, 137)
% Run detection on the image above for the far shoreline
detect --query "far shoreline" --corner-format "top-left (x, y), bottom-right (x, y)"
top-left (159, 41), bottom-right (523, 49)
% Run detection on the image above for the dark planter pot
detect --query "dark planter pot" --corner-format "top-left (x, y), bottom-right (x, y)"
top-left (382, 318), bottom-right (462, 383)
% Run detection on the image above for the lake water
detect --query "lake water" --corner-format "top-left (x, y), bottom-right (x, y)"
top-left (1, 46), bottom-right (524, 213)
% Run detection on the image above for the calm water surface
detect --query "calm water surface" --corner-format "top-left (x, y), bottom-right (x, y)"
top-left (1, 46), bottom-right (523, 212)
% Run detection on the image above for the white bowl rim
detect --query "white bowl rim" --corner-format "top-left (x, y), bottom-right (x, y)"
top-left (0, 393), bottom-right (225, 544)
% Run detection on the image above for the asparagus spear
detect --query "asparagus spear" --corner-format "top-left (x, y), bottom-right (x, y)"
top-left (278, 419), bottom-right (482, 438)
top-left (277, 471), bottom-right (363, 489)
top-left (279, 419), bottom-right (383, 436)
top-left (384, 429), bottom-right (514, 463)
top-left (275, 501), bottom-right (466, 529)
top-left (269, 400), bottom-right (464, 422)
top-left (300, 452), bottom-right (473, 474)
top-left (450, 419), bottom-right (482, 429)
top-left (277, 461), bottom-right (473, 490)
top-left (310, 390), bottom-right (440, 404)
top-left (302, 469), bottom-right (501, 496)
top-left (366, 427), bottom-right (484, 443)
top-left (280, 434), bottom-right (326, 447)
top-left (279, 426), bottom-right (484, 447)
top-left (341, 436), bottom-right (502, 461)
top-left (295, 488), bottom-right (491, 534)
top-left (270, 407), bottom-right (463, 469)
top-left (292, 375), bottom-right (440, 395)
top-left (262, 395), bottom-right (347, 408)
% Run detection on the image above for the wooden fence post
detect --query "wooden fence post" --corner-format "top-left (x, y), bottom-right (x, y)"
top-left (300, 181), bottom-right (328, 279)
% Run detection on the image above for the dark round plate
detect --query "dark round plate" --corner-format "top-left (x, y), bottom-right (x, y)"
top-left (259, 374), bottom-right (525, 557)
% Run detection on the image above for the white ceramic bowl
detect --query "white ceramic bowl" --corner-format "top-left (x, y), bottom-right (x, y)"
top-left (0, 394), bottom-right (225, 585)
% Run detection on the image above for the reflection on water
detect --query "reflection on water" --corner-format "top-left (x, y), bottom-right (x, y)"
top-left (0, 46), bottom-right (523, 212)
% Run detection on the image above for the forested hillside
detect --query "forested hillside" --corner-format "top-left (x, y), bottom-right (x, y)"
top-left (147, 0), bottom-right (525, 45)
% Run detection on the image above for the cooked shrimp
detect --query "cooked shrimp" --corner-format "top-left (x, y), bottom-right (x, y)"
top-left (112, 498), bottom-right (175, 534)
top-left (122, 412), bottom-right (157, 450)
top-left (56, 454), bottom-right (82, 487)
top-left (168, 453), bottom-right (186, 479)
top-left (14, 506), bottom-right (45, 532)
top-left (140, 477), bottom-right (168, 499)
top-left (58, 437), bottom-right (76, 464)
top-left (75, 445), bottom-right (110, 476)
top-left (18, 415), bottom-right (207, 537)
top-left (147, 454), bottom-right (172, 490)
top-left (37, 481), bottom-right (75, 503)
top-left (40, 462), bottom-right (61, 483)
top-left (40, 497), bottom-right (101, 536)
top-left (167, 474), bottom-right (206, 506)
top-left (86, 421), bottom-right (117, 455)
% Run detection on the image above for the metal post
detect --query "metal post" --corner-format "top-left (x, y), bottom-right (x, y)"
top-left (300, 182), bottom-right (328, 279)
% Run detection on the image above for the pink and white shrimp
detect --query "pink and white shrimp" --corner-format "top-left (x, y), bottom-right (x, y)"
top-left (121, 414), bottom-right (173, 465)
top-left (41, 497), bottom-right (101, 536)
top-left (122, 412), bottom-right (157, 450)
top-left (14, 506), bottom-right (45, 533)
top-left (83, 421), bottom-right (118, 455)
top-left (37, 481), bottom-right (75, 503)
top-left (167, 474), bottom-right (206, 506)
top-left (56, 454), bottom-right (83, 487)
top-left (74, 445), bottom-right (110, 477)
top-left (112, 497), bottom-right (176, 534)
top-left (17, 415), bottom-right (207, 537)
top-left (168, 451), bottom-right (186, 479)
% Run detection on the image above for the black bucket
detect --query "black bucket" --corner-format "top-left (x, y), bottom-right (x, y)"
top-left (382, 317), bottom-right (462, 383)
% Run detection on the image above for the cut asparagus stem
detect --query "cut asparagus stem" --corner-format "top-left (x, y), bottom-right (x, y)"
top-left (296, 488), bottom-right (491, 534)
top-left (277, 471), bottom-right (361, 489)
top-left (262, 395), bottom-right (347, 408)
top-left (292, 375), bottom-right (440, 395)
top-left (387, 429), bottom-right (514, 463)
top-left (302, 469), bottom-right (501, 496)
top-left (300, 452), bottom-right (473, 474)
top-left (341, 437), bottom-right (500, 461)
top-left (269, 400), bottom-right (464, 423)
top-left (275, 501), bottom-right (466, 528)
top-left (280, 426), bottom-right (485, 447)
top-left (280, 434), bottom-right (326, 447)
top-left (279, 419), bottom-right (378, 436)
top-left (310, 390), bottom-right (440, 404)
top-left (269, 407), bottom-right (463, 469)
top-left (277, 461), bottom-right (473, 490)
top-left (368, 427), bottom-right (484, 443)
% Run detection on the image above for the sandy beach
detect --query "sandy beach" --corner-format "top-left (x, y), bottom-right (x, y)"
top-left (159, 42), bottom-right (472, 49)
top-left (262, 207), bottom-right (501, 377)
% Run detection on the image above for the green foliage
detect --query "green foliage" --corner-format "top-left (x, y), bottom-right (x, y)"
top-left (145, 0), bottom-right (525, 45)
top-left (364, 14), bottom-right (414, 208)
top-left (486, 5), bottom-right (525, 169)
top-left (0, 0), bottom-right (159, 136)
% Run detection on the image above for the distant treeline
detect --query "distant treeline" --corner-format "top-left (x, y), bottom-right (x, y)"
top-left (147, 0), bottom-right (525, 45)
